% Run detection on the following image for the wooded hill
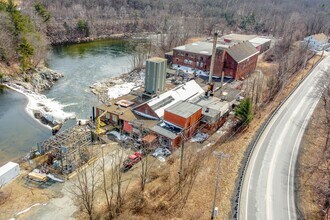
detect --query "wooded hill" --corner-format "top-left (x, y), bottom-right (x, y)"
top-left (19, 0), bottom-right (330, 44)
top-left (0, 0), bottom-right (47, 74)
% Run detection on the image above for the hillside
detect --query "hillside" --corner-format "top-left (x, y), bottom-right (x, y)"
top-left (20, 0), bottom-right (330, 44)
top-left (0, 0), bottom-right (47, 76)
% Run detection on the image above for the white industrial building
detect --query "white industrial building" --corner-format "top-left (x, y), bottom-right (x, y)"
top-left (0, 162), bottom-right (20, 186)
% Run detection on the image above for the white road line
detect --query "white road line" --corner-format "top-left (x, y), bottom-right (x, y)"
top-left (243, 55), bottom-right (330, 220)
top-left (266, 115), bottom-right (292, 220)
top-left (287, 78), bottom-right (324, 220)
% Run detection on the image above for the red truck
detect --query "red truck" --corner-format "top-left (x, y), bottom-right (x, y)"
top-left (122, 152), bottom-right (142, 172)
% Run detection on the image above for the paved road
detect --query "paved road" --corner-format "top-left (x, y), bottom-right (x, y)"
top-left (239, 54), bottom-right (330, 220)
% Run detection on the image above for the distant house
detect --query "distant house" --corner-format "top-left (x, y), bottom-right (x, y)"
top-left (304, 33), bottom-right (330, 51)
top-left (170, 41), bottom-right (259, 80)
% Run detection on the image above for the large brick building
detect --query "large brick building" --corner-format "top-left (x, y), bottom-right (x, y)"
top-left (172, 41), bottom-right (259, 80)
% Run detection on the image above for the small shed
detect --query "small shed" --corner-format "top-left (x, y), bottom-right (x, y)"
top-left (249, 37), bottom-right (271, 53)
top-left (0, 162), bottom-right (20, 186)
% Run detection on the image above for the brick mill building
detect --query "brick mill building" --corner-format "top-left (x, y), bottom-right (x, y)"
top-left (171, 41), bottom-right (259, 80)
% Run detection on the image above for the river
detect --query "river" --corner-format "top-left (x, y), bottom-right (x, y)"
top-left (0, 39), bottom-right (137, 165)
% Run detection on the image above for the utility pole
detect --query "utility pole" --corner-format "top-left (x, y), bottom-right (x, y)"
top-left (211, 151), bottom-right (229, 219)
top-left (179, 133), bottom-right (185, 196)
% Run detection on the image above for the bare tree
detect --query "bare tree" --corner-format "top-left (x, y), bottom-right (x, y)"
top-left (70, 162), bottom-right (99, 220)
top-left (101, 148), bottom-right (128, 218)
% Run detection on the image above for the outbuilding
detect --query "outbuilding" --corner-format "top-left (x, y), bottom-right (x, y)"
top-left (0, 162), bottom-right (20, 186)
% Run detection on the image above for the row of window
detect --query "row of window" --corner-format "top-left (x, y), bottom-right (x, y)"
top-left (183, 59), bottom-right (204, 67)
top-left (176, 52), bottom-right (205, 61)
top-left (99, 110), bottom-right (118, 123)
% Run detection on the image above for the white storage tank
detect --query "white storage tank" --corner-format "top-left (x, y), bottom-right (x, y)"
top-left (0, 162), bottom-right (20, 186)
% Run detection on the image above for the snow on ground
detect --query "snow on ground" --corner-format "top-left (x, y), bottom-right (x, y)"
top-left (190, 133), bottom-right (209, 142)
top-left (107, 71), bottom-right (145, 99)
top-left (107, 82), bottom-right (137, 99)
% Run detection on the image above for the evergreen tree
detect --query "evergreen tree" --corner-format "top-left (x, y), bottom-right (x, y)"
top-left (235, 97), bottom-right (253, 125)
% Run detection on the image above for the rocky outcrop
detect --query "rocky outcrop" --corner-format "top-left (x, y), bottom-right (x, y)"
top-left (8, 67), bottom-right (63, 92)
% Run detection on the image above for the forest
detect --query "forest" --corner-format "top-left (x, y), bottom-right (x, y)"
top-left (1, 0), bottom-right (329, 72)
top-left (20, 0), bottom-right (330, 43)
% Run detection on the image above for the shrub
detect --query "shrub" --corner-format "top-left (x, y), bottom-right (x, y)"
top-left (35, 3), bottom-right (50, 22)
top-left (234, 97), bottom-right (253, 125)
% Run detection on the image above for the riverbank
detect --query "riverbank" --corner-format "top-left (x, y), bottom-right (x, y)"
top-left (1, 66), bottom-right (77, 129)
top-left (1, 66), bottom-right (63, 93)
top-left (89, 68), bottom-right (145, 103)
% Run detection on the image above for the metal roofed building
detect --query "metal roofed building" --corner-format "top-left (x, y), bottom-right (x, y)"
top-left (172, 41), bottom-right (229, 75)
top-left (150, 123), bottom-right (182, 149)
top-left (191, 95), bottom-right (230, 132)
top-left (173, 41), bottom-right (229, 56)
top-left (220, 34), bottom-right (271, 53)
top-left (165, 100), bottom-right (202, 119)
top-left (248, 37), bottom-right (271, 53)
top-left (221, 41), bottom-right (259, 79)
top-left (163, 100), bottom-right (202, 140)
top-left (220, 34), bottom-right (257, 43)
top-left (225, 41), bottom-right (259, 63)
top-left (171, 39), bottom-right (259, 80)
top-left (133, 80), bottom-right (205, 120)
top-left (150, 100), bottom-right (202, 149)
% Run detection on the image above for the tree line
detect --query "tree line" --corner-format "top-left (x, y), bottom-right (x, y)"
top-left (19, 0), bottom-right (330, 44)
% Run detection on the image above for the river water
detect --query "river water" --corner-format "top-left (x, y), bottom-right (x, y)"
top-left (0, 39), bottom-right (136, 165)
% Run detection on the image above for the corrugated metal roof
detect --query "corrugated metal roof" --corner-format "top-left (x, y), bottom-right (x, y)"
top-left (192, 95), bottom-right (229, 117)
top-left (165, 100), bottom-right (201, 118)
top-left (226, 41), bottom-right (259, 63)
top-left (140, 80), bottom-right (205, 118)
top-left (151, 125), bottom-right (179, 139)
top-left (220, 34), bottom-right (257, 42)
top-left (174, 41), bottom-right (229, 55)
top-left (249, 37), bottom-right (271, 45)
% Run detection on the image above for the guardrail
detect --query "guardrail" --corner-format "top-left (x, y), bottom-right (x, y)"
top-left (232, 54), bottom-right (325, 219)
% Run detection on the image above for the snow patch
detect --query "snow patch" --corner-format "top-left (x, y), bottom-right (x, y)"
top-left (14, 203), bottom-right (47, 217)
top-left (5, 84), bottom-right (76, 126)
top-left (107, 83), bottom-right (136, 99)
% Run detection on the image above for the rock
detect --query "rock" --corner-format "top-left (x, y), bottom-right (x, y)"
top-left (26, 67), bottom-right (64, 92)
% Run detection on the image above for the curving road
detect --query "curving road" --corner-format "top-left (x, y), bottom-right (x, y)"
top-left (239, 54), bottom-right (330, 220)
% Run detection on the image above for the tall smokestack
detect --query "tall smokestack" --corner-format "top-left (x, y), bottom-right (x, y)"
top-left (208, 32), bottom-right (218, 84)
